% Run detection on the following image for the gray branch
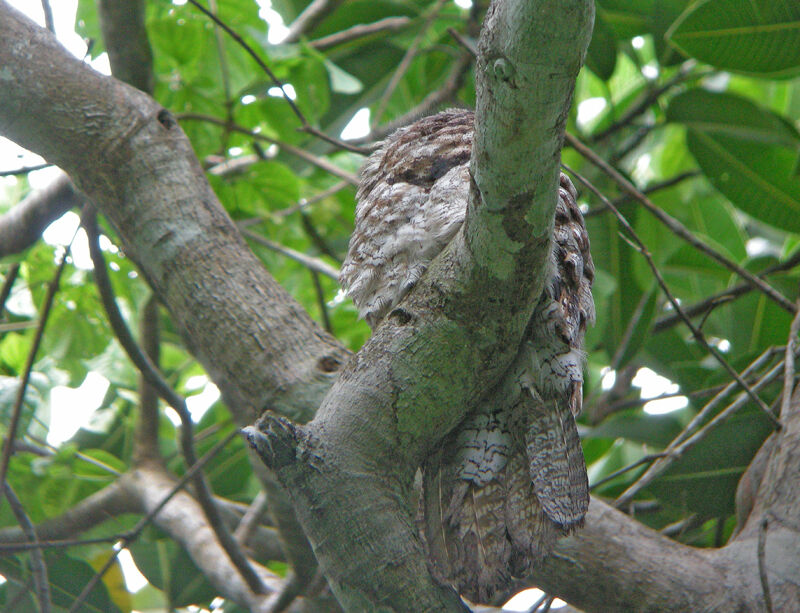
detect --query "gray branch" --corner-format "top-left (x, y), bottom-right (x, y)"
top-left (0, 172), bottom-right (81, 258)
top-left (5, 1), bottom-right (798, 612)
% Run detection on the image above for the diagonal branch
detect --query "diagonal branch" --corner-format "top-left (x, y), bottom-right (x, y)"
top-left (85, 213), bottom-right (267, 595)
top-left (565, 133), bottom-right (796, 314)
top-left (246, 2), bottom-right (595, 610)
top-left (0, 172), bottom-right (83, 258)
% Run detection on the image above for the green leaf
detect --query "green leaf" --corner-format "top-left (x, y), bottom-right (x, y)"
top-left (667, 90), bottom-right (800, 147)
top-left (667, 0), bottom-right (800, 78)
top-left (649, 410), bottom-right (773, 516)
top-left (586, 10), bottom-right (618, 81)
top-left (323, 59), bottom-right (363, 94)
top-left (129, 536), bottom-right (217, 607)
top-left (667, 90), bottom-right (800, 231)
top-left (597, 0), bottom-right (652, 40)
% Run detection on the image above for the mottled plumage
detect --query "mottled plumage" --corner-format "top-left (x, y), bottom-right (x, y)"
top-left (340, 109), bottom-right (594, 603)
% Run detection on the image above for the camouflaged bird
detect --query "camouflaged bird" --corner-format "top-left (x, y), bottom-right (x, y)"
top-left (339, 108), bottom-right (594, 603)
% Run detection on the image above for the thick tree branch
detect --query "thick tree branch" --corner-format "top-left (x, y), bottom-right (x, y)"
top-left (9, 3), bottom-right (789, 612)
top-left (246, 1), bottom-right (594, 610)
top-left (0, 1), bottom-right (349, 428)
top-left (97, 0), bottom-right (153, 94)
top-left (0, 172), bottom-right (82, 258)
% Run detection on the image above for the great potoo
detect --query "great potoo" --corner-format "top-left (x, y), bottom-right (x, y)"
top-left (339, 108), bottom-right (594, 603)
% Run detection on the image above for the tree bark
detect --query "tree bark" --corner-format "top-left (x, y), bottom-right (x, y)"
top-left (246, 1), bottom-right (594, 610)
top-left (4, 1), bottom-right (799, 612)
top-left (0, 1), bottom-right (348, 429)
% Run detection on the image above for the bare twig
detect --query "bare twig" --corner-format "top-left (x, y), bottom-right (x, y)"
top-left (135, 294), bottom-right (161, 463)
top-left (178, 114), bottom-right (362, 182)
top-left (0, 218), bottom-right (81, 511)
top-left (566, 133), bottom-right (796, 314)
top-left (309, 16), bottom-right (411, 50)
top-left (283, 0), bottom-right (344, 43)
top-left (40, 0), bottom-right (54, 33)
top-left (186, 0), bottom-right (363, 154)
top-left (615, 354), bottom-right (786, 507)
top-left (208, 0), bottom-right (234, 154)
top-left (589, 453), bottom-right (669, 491)
top-left (609, 288), bottom-right (651, 370)
top-left (0, 536), bottom-right (120, 552)
top-left (0, 263), bottom-right (20, 316)
top-left (234, 490), bottom-right (269, 544)
top-left (447, 26), bottom-right (477, 55)
top-left (5, 482), bottom-right (51, 613)
top-left (0, 163), bottom-right (50, 176)
top-left (654, 249), bottom-right (800, 332)
top-left (359, 51), bottom-right (473, 143)
top-left (241, 229), bottom-right (339, 280)
top-left (311, 269), bottom-right (333, 333)
top-left (584, 170), bottom-right (702, 218)
top-left (590, 60), bottom-right (702, 143)
top-left (372, 0), bottom-right (449, 128)
top-left (566, 164), bottom-right (781, 431)
top-left (270, 181), bottom-right (350, 219)
top-left (68, 429), bottom-right (243, 613)
top-left (85, 214), bottom-right (266, 595)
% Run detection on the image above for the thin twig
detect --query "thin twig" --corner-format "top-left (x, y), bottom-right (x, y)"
top-left (178, 113), bottom-right (363, 182)
top-left (68, 429), bottom-right (244, 613)
top-left (309, 16), bottom-right (411, 51)
top-left (446, 26), bottom-right (476, 56)
top-left (654, 249), bottom-right (800, 332)
top-left (134, 294), bottom-right (161, 463)
top-left (359, 51), bottom-right (473, 144)
top-left (241, 229), bottom-right (339, 280)
top-left (589, 379), bottom-right (736, 419)
top-left (0, 218), bottom-right (81, 511)
top-left (615, 355), bottom-right (786, 507)
top-left (758, 516), bottom-right (774, 613)
top-left (590, 60), bottom-right (701, 143)
top-left (40, 0), bottom-right (54, 33)
top-left (269, 181), bottom-right (350, 219)
top-left (311, 269), bottom-right (333, 333)
top-left (583, 170), bottom-right (701, 218)
top-left (187, 0), bottom-right (365, 154)
top-left (301, 210), bottom-right (341, 263)
top-left (372, 0), bottom-right (449, 128)
top-left (0, 163), bottom-right (51, 176)
top-left (589, 452), bottom-right (669, 491)
top-left (283, 0), bottom-right (344, 43)
top-left (566, 133), bottom-right (796, 314)
top-left (187, 0), bottom-right (302, 125)
top-left (564, 164), bottom-right (781, 430)
top-left (5, 482), bottom-right (51, 613)
top-left (233, 490), bottom-right (269, 544)
top-left (0, 263), bottom-right (20, 316)
top-left (0, 535), bottom-right (121, 552)
top-left (85, 215), bottom-right (266, 595)
top-left (609, 123), bottom-right (654, 164)
top-left (609, 288), bottom-right (651, 370)
top-left (668, 347), bottom-right (779, 451)
top-left (208, 0), bottom-right (234, 155)
top-left (781, 294), bottom-right (800, 418)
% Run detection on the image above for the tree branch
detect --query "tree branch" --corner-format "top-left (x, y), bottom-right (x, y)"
top-left (0, 172), bottom-right (82, 258)
top-left (246, 1), bottom-right (594, 610)
top-left (0, 1), bottom-right (349, 429)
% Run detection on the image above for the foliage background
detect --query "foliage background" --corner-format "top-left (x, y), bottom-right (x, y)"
top-left (0, 0), bottom-right (799, 610)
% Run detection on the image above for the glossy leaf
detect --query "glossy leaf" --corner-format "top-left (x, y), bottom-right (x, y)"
top-left (667, 0), bottom-right (800, 77)
top-left (667, 90), bottom-right (800, 232)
